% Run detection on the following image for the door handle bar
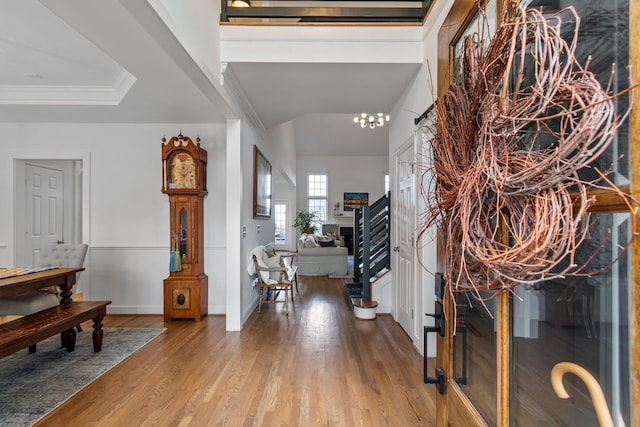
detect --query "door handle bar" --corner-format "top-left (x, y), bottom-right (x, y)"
top-left (424, 299), bottom-right (445, 394)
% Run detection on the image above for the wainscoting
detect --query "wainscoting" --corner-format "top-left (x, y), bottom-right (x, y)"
top-left (87, 246), bottom-right (226, 315)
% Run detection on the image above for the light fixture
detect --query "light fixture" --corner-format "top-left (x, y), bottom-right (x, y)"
top-left (230, 0), bottom-right (251, 6)
top-left (353, 113), bottom-right (390, 129)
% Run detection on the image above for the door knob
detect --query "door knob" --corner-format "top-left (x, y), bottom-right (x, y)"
top-left (425, 300), bottom-right (445, 337)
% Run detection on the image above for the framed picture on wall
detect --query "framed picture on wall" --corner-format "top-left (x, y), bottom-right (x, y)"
top-left (344, 192), bottom-right (368, 211)
top-left (253, 145), bottom-right (272, 218)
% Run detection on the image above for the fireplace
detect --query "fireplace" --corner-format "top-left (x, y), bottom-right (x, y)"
top-left (340, 227), bottom-right (353, 254)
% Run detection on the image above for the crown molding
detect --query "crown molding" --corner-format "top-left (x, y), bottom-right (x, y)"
top-left (221, 65), bottom-right (265, 131)
top-left (0, 68), bottom-right (136, 105)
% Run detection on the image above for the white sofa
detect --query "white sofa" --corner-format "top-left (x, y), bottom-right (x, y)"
top-left (297, 235), bottom-right (348, 276)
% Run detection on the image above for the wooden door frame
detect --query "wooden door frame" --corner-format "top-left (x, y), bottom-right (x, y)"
top-left (629, 1), bottom-right (639, 424)
top-left (436, 3), bottom-right (498, 425)
top-left (436, 1), bottom-right (640, 426)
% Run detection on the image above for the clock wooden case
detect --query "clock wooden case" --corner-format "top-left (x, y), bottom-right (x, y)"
top-left (161, 133), bottom-right (208, 321)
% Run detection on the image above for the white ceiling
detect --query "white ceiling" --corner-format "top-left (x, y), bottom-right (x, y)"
top-left (229, 62), bottom-right (420, 155)
top-left (0, 0), bottom-right (421, 156)
top-left (0, 0), bottom-right (232, 123)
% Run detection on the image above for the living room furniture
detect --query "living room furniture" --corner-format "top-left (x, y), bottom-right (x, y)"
top-left (297, 235), bottom-right (348, 276)
top-left (248, 245), bottom-right (297, 315)
top-left (321, 223), bottom-right (339, 237)
top-left (0, 243), bottom-right (88, 316)
top-left (161, 133), bottom-right (208, 321)
top-left (0, 267), bottom-right (111, 357)
top-left (321, 223), bottom-right (343, 246)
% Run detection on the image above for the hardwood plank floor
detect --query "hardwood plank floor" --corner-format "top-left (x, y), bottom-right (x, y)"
top-left (35, 275), bottom-right (436, 426)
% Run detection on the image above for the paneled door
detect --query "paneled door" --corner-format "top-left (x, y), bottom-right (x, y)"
top-left (394, 138), bottom-right (417, 338)
top-left (432, 1), bottom-right (639, 426)
top-left (24, 163), bottom-right (64, 266)
top-left (15, 160), bottom-right (78, 267)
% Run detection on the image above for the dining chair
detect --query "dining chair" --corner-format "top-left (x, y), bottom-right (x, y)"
top-left (0, 243), bottom-right (88, 316)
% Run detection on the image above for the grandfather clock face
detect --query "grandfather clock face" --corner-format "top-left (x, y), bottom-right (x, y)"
top-left (169, 152), bottom-right (196, 189)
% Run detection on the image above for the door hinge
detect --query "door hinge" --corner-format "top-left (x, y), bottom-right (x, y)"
top-left (411, 309), bottom-right (414, 319)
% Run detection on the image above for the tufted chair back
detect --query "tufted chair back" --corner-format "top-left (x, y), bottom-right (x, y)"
top-left (0, 243), bottom-right (88, 316)
top-left (321, 224), bottom-right (339, 238)
top-left (38, 243), bottom-right (88, 269)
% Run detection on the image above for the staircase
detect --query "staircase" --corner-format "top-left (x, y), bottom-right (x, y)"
top-left (347, 192), bottom-right (391, 319)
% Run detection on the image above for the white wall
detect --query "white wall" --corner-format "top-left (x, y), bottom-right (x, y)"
top-left (221, 25), bottom-right (424, 64)
top-left (148, 0), bottom-right (223, 86)
top-left (236, 122), bottom-right (279, 325)
top-left (227, 117), bottom-right (297, 328)
top-left (0, 122), bottom-right (227, 315)
top-left (217, 67), bottom-right (300, 329)
top-left (226, 119), bottom-right (242, 330)
top-left (296, 154), bottom-right (388, 225)
top-left (265, 121), bottom-right (297, 187)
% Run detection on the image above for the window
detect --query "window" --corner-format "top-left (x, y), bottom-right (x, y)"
top-left (274, 203), bottom-right (287, 246)
top-left (307, 174), bottom-right (327, 229)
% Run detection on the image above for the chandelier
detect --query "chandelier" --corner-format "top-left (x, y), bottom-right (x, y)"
top-left (353, 113), bottom-right (390, 129)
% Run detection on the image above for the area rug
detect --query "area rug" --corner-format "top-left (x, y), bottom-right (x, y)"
top-left (0, 328), bottom-right (165, 427)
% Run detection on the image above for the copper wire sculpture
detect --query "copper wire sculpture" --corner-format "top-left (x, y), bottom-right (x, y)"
top-left (419, 1), bottom-right (637, 307)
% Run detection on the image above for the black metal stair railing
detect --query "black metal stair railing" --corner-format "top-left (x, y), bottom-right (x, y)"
top-left (351, 192), bottom-right (390, 302)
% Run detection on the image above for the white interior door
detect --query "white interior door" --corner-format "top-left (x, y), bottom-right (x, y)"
top-left (25, 163), bottom-right (64, 266)
top-left (394, 140), bottom-right (416, 337)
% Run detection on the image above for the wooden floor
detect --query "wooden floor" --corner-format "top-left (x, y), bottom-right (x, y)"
top-left (36, 274), bottom-right (436, 426)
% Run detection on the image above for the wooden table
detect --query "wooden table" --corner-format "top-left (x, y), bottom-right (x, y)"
top-left (0, 267), bottom-right (111, 357)
top-left (0, 267), bottom-right (84, 305)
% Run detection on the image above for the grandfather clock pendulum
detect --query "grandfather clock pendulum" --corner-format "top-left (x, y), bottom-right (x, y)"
top-left (161, 132), bottom-right (208, 321)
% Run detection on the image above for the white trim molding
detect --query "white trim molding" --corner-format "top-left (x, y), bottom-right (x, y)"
top-left (0, 69), bottom-right (136, 105)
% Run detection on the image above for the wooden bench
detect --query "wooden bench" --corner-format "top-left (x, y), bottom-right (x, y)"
top-left (0, 301), bottom-right (111, 359)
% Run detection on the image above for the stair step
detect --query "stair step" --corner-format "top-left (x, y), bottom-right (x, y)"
top-left (350, 298), bottom-right (378, 309)
top-left (345, 282), bottom-right (362, 298)
top-left (347, 289), bottom-right (362, 298)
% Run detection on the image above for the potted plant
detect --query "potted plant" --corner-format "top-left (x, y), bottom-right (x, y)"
top-left (293, 210), bottom-right (320, 234)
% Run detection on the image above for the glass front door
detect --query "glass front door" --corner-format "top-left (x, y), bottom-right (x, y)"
top-left (433, 1), bottom-right (638, 426)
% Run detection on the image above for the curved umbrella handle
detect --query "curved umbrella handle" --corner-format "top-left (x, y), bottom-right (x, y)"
top-left (551, 361), bottom-right (624, 427)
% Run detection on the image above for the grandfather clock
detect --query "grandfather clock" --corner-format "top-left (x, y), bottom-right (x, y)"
top-left (161, 133), bottom-right (208, 321)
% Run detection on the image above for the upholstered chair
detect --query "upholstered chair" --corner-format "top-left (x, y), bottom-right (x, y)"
top-left (0, 243), bottom-right (88, 316)
top-left (321, 224), bottom-right (343, 246)
top-left (321, 223), bottom-right (339, 237)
